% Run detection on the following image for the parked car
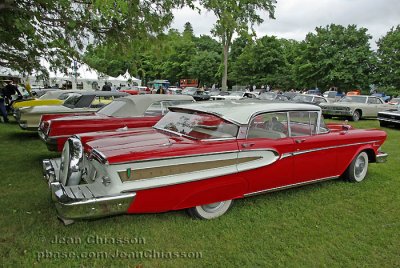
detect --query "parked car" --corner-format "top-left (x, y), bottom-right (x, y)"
top-left (388, 97), bottom-right (400, 105)
top-left (258, 92), bottom-right (290, 101)
top-left (15, 91), bottom-right (128, 130)
top-left (346, 90), bottom-right (361, 96)
top-left (323, 91), bottom-right (344, 102)
top-left (42, 101), bottom-right (387, 224)
top-left (320, 95), bottom-right (393, 121)
top-left (292, 94), bottom-right (328, 105)
top-left (377, 105), bottom-right (400, 128)
top-left (38, 94), bottom-right (194, 152)
top-left (12, 90), bottom-right (86, 109)
top-left (181, 87), bottom-right (210, 101)
top-left (210, 91), bottom-right (258, 100)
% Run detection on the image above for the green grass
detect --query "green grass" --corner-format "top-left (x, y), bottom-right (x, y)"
top-left (0, 118), bottom-right (399, 267)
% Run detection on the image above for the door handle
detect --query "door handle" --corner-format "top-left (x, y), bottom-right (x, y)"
top-left (295, 139), bottom-right (306, 144)
top-left (241, 143), bottom-right (255, 148)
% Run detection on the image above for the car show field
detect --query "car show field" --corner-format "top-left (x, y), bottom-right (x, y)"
top-left (0, 117), bottom-right (399, 267)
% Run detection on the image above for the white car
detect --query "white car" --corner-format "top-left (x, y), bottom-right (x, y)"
top-left (320, 95), bottom-right (393, 121)
top-left (210, 91), bottom-right (258, 100)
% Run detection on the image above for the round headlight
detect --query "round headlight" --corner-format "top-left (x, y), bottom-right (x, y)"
top-left (59, 137), bottom-right (83, 186)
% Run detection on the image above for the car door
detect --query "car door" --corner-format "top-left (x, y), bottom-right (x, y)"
top-left (288, 111), bottom-right (338, 183)
top-left (237, 112), bottom-right (295, 194)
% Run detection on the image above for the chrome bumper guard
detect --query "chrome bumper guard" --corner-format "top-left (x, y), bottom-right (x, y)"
top-left (42, 159), bottom-right (136, 225)
top-left (376, 152), bottom-right (388, 163)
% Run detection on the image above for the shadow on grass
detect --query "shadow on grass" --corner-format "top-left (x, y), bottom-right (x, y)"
top-left (5, 130), bottom-right (39, 141)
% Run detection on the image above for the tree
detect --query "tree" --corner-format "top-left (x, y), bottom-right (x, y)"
top-left (0, 0), bottom-right (190, 74)
top-left (295, 24), bottom-right (374, 91)
top-left (230, 35), bottom-right (291, 88)
top-left (376, 25), bottom-right (400, 90)
top-left (199, 0), bottom-right (276, 90)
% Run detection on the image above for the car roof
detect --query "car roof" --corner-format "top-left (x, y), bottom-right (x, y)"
top-left (169, 100), bottom-right (320, 125)
top-left (70, 91), bottom-right (128, 97)
top-left (114, 94), bottom-right (194, 114)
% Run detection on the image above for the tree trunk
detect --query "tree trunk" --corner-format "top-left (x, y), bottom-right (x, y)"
top-left (221, 44), bottom-right (229, 91)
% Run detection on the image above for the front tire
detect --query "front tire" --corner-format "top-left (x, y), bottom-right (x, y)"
top-left (351, 110), bottom-right (361, 121)
top-left (188, 200), bottom-right (233, 219)
top-left (344, 151), bottom-right (369, 182)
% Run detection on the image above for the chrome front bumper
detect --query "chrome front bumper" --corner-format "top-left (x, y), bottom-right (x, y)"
top-left (376, 152), bottom-right (388, 163)
top-left (42, 159), bottom-right (136, 225)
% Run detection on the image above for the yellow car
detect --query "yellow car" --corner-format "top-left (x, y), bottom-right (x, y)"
top-left (12, 90), bottom-right (83, 109)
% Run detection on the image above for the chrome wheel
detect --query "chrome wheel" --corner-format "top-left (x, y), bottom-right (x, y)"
top-left (188, 200), bottom-right (233, 219)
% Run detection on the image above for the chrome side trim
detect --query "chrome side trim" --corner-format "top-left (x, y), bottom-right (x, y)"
top-left (280, 140), bottom-right (379, 159)
top-left (112, 150), bottom-right (239, 165)
top-left (244, 175), bottom-right (340, 197)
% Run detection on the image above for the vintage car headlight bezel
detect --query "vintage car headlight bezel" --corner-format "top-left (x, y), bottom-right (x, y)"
top-left (59, 136), bottom-right (84, 186)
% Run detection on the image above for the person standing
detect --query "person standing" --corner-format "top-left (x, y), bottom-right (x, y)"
top-left (3, 81), bottom-right (22, 112)
top-left (0, 85), bottom-right (9, 123)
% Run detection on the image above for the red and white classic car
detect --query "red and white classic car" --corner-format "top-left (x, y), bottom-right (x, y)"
top-left (42, 101), bottom-right (388, 224)
top-left (38, 94), bottom-right (194, 152)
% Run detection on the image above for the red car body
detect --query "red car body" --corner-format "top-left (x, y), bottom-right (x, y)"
top-left (42, 101), bottom-right (388, 224)
top-left (38, 94), bottom-right (194, 152)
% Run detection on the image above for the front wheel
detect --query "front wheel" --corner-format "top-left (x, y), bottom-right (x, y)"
top-left (187, 200), bottom-right (233, 219)
top-left (344, 151), bottom-right (369, 182)
top-left (351, 110), bottom-right (361, 121)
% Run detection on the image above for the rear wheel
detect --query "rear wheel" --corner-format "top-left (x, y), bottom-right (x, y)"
top-left (344, 151), bottom-right (369, 182)
top-left (188, 200), bottom-right (233, 219)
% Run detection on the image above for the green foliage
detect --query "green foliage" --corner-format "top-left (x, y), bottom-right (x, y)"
top-left (295, 24), bottom-right (375, 91)
top-left (376, 25), bottom-right (400, 90)
top-left (230, 35), bottom-right (297, 89)
top-left (0, 0), bottom-right (191, 74)
top-left (198, 0), bottom-right (276, 89)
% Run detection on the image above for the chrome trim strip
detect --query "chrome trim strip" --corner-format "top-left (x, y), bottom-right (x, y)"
top-left (280, 140), bottom-right (379, 159)
top-left (112, 150), bottom-right (239, 165)
top-left (378, 118), bottom-right (400, 123)
top-left (244, 175), bottom-right (340, 197)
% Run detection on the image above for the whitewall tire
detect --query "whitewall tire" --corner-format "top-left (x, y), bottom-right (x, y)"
top-left (188, 200), bottom-right (233, 220)
top-left (346, 151), bottom-right (369, 182)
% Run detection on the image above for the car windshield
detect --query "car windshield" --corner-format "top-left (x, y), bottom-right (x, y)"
top-left (259, 92), bottom-right (277, 100)
top-left (154, 110), bottom-right (239, 140)
top-left (339, 96), bottom-right (367, 103)
top-left (62, 93), bottom-right (82, 108)
top-left (97, 100), bottom-right (130, 117)
top-left (57, 92), bottom-right (73, 100)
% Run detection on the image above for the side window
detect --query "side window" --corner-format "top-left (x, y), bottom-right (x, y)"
top-left (289, 111), bottom-right (318, 136)
top-left (367, 97), bottom-right (377, 104)
top-left (247, 112), bottom-right (288, 139)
